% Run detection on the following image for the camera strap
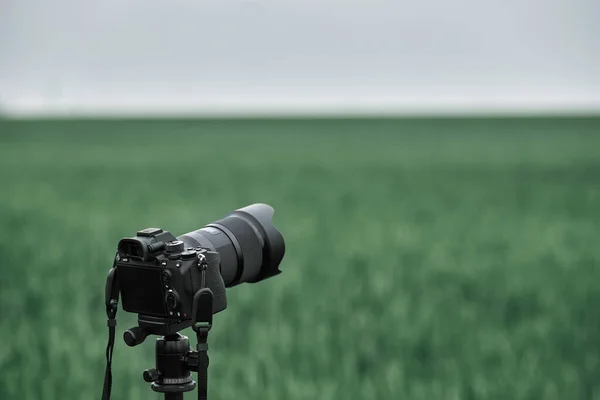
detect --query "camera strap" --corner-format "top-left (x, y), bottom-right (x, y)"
top-left (191, 254), bottom-right (214, 400)
top-left (102, 260), bottom-right (120, 400)
top-left (192, 321), bottom-right (211, 400)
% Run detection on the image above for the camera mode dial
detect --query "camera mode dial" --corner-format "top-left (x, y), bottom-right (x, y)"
top-left (181, 250), bottom-right (197, 260)
top-left (165, 240), bottom-right (185, 253)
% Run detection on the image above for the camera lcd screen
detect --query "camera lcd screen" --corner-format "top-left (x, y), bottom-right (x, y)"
top-left (118, 264), bottom-right (167, 316)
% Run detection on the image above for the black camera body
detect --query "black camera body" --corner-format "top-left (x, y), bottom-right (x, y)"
top-left (116, 228), bottom-right (227, 337)
top-left (108, 203), bottom-right (285, 342)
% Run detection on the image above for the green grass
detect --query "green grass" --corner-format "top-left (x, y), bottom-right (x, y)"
top-left (0, 117), bottom-right (599, 400)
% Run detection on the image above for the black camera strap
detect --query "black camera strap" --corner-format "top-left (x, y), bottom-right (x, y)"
top-left (192, 322), bottom-right (211, 400)
top-left (103, 260), bottom-right (120, 400)
top-left (191, 254), bottom-right (214, 400)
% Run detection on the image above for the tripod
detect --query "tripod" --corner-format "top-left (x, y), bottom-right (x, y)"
top-left (143, 329), bottom-right (210, 400)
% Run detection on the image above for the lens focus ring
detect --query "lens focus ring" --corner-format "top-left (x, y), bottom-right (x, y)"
top-left (208, 217), bottom-right (263, 284)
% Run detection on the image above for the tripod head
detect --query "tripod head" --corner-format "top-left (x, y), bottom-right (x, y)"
top-left (143, 333), bottom-right (197, 397)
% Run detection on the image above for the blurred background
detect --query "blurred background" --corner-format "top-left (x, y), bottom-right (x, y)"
top-left (1, 1), bottom-right (599, 399)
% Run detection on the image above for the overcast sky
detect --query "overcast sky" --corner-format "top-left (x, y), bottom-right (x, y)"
top-left (1, 0), bottom-right (598, 114)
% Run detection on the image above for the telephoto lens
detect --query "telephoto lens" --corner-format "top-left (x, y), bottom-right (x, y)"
top-left (178, 203), bottom-right (285, 287)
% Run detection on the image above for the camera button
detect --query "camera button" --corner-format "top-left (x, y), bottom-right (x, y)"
top-left (165, 290), bottom-right (180, 310)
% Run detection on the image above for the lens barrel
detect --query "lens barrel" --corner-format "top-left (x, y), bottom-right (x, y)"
top-left (178, 204), bottom-right (285, 287)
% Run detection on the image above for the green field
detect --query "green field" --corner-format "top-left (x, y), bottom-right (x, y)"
top-left (1, 117), bottom-right (599, 400)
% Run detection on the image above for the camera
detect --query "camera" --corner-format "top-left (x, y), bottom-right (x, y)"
top-left (111, 203), bottom-right (286, 342)
top-left (117, 230), bottom-right (227, 319)
top-left (102, 203), bottom-right (286, 400)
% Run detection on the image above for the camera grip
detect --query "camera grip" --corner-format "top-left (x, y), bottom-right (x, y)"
top-left (191, 251), bottom-right (227, 313)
